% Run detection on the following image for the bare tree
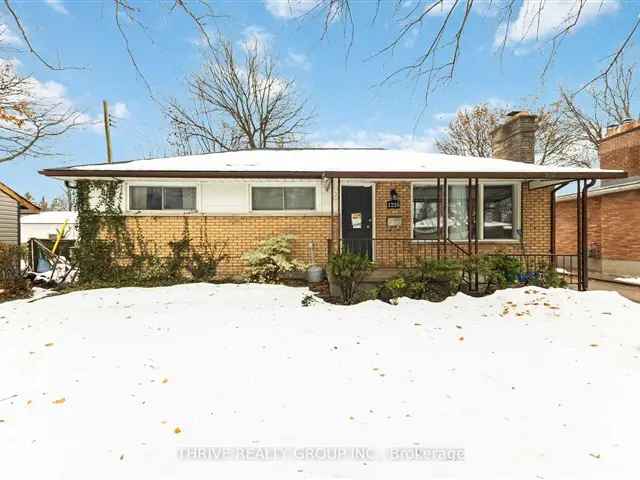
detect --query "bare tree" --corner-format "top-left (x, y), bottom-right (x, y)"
top-left (0, 61), bottom-right (82, 163)
top-left (560, 54), bottom-right (637, 149)
top-left (436, 102), bottom-right (588, 166)
top-left (309, 0), bottom-right (640, 101)
top-left (435, 104), bottom-right (500, 157)
top-left (166, 37), bottom-right (313, 154)
top-left (2, 0), bottom-right (218, 97)
top-left (48, 195), bottom-right (70, 211)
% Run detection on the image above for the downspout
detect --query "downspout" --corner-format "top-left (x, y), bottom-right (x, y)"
top-left (581, 179), bottom-right (595, 290)
top-left (16, 204), bottom-right (20, 248)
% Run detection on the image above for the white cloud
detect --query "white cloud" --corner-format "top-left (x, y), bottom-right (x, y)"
top-left (434, 98), bottom-right (511, 123)
top-left (425, 0), bottom-right (457, 16)
top-left (264, 0), bottom-right (319, 19)
top-left (0, 23), bottom-right (21, 46)
top-left (45, 0), bottom-right (69, 15)
top-left (495, 0), bottom-right (619, 47)
top-left (239, 26), bottom-right (273, 56)
top-left (0, 59), bottom-right (130, 136)
top-left (310, 128), bottom-right (441, 152)
top-left (286, 50), bottom-right (311, 71)
top-left (111, 102), bottom-right (130, 119)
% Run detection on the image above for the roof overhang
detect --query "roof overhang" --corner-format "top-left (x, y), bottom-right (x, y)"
top-left (39, 169), bottom-right (628, 181)
top-left (0, 181), bottom-right (41, 212)
top-left (556, 180), bottom-right (640, 202)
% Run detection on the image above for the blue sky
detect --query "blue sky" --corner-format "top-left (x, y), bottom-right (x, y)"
top-left (0, 0), bottom-right (635, 200)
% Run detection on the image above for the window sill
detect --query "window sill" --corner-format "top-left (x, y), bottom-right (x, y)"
top-left (409, 239), bottom-right (521, 244)
top-left (123, 211), bottom-right (331, 217)
top-left (125, 210), bottom-right (199, 216)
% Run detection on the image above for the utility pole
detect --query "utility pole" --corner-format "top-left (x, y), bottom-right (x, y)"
top-left (102, 99), bottom-right (113, 164)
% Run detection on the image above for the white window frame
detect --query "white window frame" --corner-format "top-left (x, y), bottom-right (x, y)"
top-left (410, 180), bottom-right (521, 242)
top-left (249, 182), bottom-right (319, 213)
top-left (125, 182), bottom-right (200, 213)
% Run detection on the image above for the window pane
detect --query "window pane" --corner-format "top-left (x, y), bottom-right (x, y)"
top-left (252, 187), bottom-right (283, 210)
top-left (284, 187), bottom-right (315, 210)
top-left (164, 187), bottom-right (196, 210)
top-left (483, 185), bottom-right (514, 239)
top-left (413, 186), bottom-right (439, 240)
top-left (448, 185), bottom-right (469, 241)
top-left (129, 186), bottom-right (162, 210)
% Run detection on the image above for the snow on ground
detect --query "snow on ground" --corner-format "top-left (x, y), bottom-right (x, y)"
top-left (615, 276), bottom-right (640, 286)
top-left (1, 284), bottom-right (640, 479)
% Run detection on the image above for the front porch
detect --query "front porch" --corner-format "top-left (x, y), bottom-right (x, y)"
top-left (327, 177), bottom-right (596, 291)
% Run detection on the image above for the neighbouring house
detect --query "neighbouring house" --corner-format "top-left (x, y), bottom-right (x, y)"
top-left (20, 211), bottom-right (78, 244)
top-left (40, 112), bottom-right (626, 290)
top-left (556, 119), bottom-right (640, 277)
top-left (0, 181), bottom-right (41, 246)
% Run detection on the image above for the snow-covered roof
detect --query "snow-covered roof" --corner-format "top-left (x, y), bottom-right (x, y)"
top-left (20, 211), bottom-right (77, 224)
top-left (40, 148), bottom-right (626, 181)
top-left (556, 178), bottom-right (640, 202)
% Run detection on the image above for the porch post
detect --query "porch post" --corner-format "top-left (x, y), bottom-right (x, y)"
top-left (330, 177), bottom-right (334, 258)
top-left (437, 178), bottom-right (441, 260)
top-left (443, 178), bottom-right (448, 258)
top-left (337, 177), bottom-right (341, 255)
top-left (467, 178), bottom-right (472, 255)
top-left (474, 178), bottom-right (479, 291)
top-left (576, 180), bottom-right (583, 291)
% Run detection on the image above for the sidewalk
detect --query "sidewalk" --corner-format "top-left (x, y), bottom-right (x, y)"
top-left (587, 278), bottom-right (640, 303)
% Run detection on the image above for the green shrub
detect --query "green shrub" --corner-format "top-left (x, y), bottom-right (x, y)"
top-left (527, 265), bottom-right (568, 289)
top-left (379, 258), bottom-right (463, 303)
top-left (328, 251), bottom-right (373, 304)
top-left (377, 276), bottom-right (409, 304)
top-left (243, 235), bottom-right (305, 283)
top-left (0, 244), bottom-right (30, 300)
top-left (478, 254), bottom-right (523, 294)
top-left (187, 242), bottom-right (228, 281)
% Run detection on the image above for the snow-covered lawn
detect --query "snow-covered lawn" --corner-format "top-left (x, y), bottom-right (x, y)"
top-left (1, 284), bottom-right (639, 479)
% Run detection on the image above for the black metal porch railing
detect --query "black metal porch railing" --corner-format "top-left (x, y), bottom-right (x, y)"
top-left (327, 238), bottom-right (580, 289)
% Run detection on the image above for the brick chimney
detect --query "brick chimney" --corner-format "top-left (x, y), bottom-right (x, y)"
top-left (599, 118), bottom-right (640, 185)
top-left (490, 111), bottom-right (538, 163)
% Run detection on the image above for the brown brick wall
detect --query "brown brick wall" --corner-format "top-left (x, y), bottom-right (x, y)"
top-left (600, 190), bottom-right (640, 260)
top-left (556, 190), bottom-right (640, 261)
top-left (372, 181), bottom-right (552, 265)
top-left (123, 215), bottom-right (336, 277)
top-left (521, 183), bottom-right (552, 254)
top-left (599, 122), bottom-right (640, 177)
top-left (113, 180), bottom-right (553, 277)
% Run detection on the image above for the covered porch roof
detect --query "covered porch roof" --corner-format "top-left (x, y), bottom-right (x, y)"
top-left (40, 148), bottom-right (627, 182)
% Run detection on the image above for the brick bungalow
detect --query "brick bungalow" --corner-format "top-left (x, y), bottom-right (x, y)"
top-left (40, 112), bottom-right (626, 290)
top-left (556, 120), bottom-right (640, 277)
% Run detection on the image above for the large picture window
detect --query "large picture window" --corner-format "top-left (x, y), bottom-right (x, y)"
top-left (252, 186), bottom-right (316, 211)
top-left (412, 183), bottom-right (517, 241)
top-left (447, 185), bottom-right (469, 241)
top-left (413, 185), bottom-right (438, 240)
top-left (129, 186), bottom-right (196, 211)
top-left (483, 185), bottom-right (515, 239)
top-left (413, 185), bottom-right (469, 240)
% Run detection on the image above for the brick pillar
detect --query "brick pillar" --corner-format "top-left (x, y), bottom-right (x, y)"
top-left (490, 111), bottom-right (537, 163)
